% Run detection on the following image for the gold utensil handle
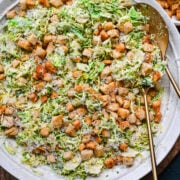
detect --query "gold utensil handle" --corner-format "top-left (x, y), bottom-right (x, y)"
top-left (165, 67), bottom-right (180, 98)
top-left (144, 93), bottom-right (158, 180)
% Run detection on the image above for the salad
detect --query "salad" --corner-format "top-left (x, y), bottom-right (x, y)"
top-left (0, 0), bottom-right (165, 179)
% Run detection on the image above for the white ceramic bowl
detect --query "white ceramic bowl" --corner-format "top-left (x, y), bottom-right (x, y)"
top-left (0, 0), bottom-right (180, 180)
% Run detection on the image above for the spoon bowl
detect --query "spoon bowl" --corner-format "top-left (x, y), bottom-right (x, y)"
top-left (135, 3), bottom-right (169, 59)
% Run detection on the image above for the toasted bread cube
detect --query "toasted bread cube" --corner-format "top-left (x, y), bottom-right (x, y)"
top-left (115, 43), bottom-right (126, 53)
top-left (45, 60), bottom-right (56, 73)
top-left (82, 134), bottom-right (91, 143)
top-left (46, 42), bottom-right (55, 55)
top-left (6, 10), bottom-right (16, 19)
top-left (153, 71), bottom-right (161, 82)
top-left (19, 0), bottom-right (27, 10)
top-left (28, 93), bottom-right (38, 103)
top-left (104, 158), bottom-right (115, 169)
top-left (65, 0), bottom-right (72, 5)
top-left (43, 73), bottom-right (52, 82)
top-left (135, 107), bottom-right (146, 120)
top-left (107, 103), bottom-right (119, 112)
top-left (1, 116), bottom-right (14, 128)
top-left (72, 120), bottom-right (81, 130)
top-left (17, 38), bottom-right (32, 51)
top-left (43, 34), bottom-right (56, 44)
top-left (26, 0), bottom-right (35, 9)
top-left (66, 102), bottom-right (74, 112)
top-left (119, 121), bottom-right (130, 130)
top-left (111, 50), bottom-right (122, 59)
top-left (127, 114), bottom-right (137, 124)
top-left (107, 29), bottom-right (119, 38)
top-left (81, 149), bottom-right (93, 161)
top-left (100, 30), bottom-right (109, 41)
top-left (34, 46), bottom-right (46, 58)
top-left (82, 48), bottom-right (93, 58)
top-left (5, 126), bottom-right (18, 136)
top-left (0, 74), bottom-right (6, 80)
top-left (65, 124), bottom-right (76, 137)
top-left (50, 15), bottom-right (59, 22)
top-left (141, 62), bottom-right (152, 75)
top-left (122, 156), bottom-right (134, 166)
top-left (63, 151), bottom-right (73, 160)
top-left (47, 154), bottom-right (56, 163)
top-left (51, 115), bottom-right (63, 128)
top-left (94, 145), bottom-right (104, 157)
top-left (118, 108), bottom-right (130, 119)
top-left (11, 60), bottom-right (20, 68)
top-left (40, 127), bottom-right (51, 137)
top-left (103, 22), bottom-right (114, 31)
top-left (143, 43), bottom-right (154, 52)
top-left (38, 0), bottom-right (50, 7)
top-left (101, 129), bottom-right (111, 138)
top-left (86, 141), bottom-right (97, 150)
top-left (123, 21), bottom-right (134, 34)
top-left (27, 34), bottom-right (38, 45)
top-left (171, 3), bottom-right (179, 14)
top-left (50, 0), bottom-right (63, 7)
top-left (56, 35), bottom-right (67, 44)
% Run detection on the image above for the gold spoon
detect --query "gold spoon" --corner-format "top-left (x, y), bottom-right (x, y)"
top-left (134, 3), bottom-right (180, 180)
top-left (135, 3), bottom-right (180, 98)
